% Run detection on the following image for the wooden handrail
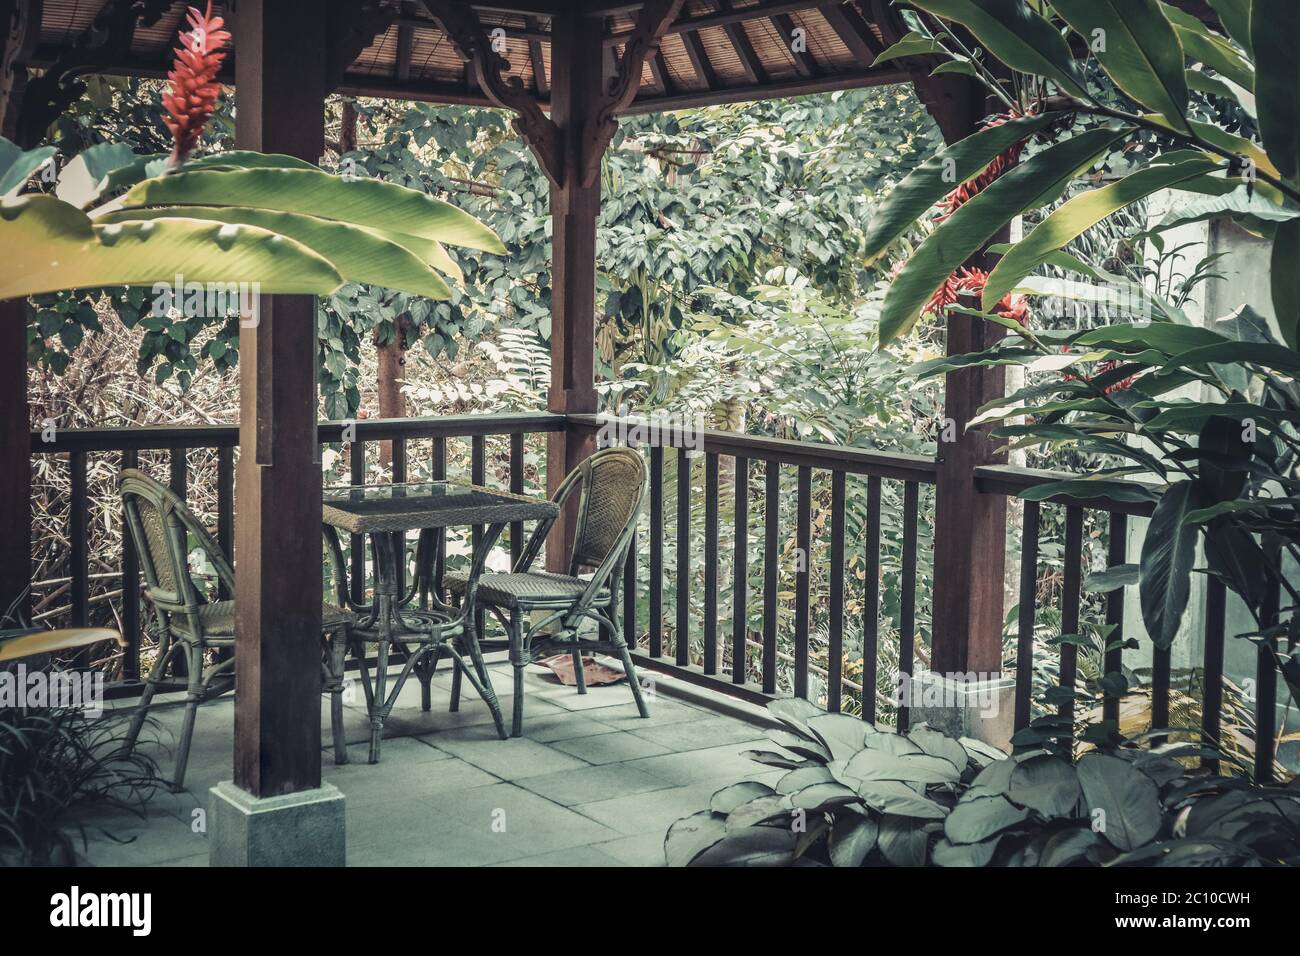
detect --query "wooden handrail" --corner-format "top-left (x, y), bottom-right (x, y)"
top-left (973, 463), bottom-right (1161, 517)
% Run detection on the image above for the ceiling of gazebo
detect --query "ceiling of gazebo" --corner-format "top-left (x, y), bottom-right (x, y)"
top-left (29, 1), bottom-right (917, 115)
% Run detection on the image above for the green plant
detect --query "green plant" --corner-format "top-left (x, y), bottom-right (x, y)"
top-left (869, 0), bottom-right (1300, 725)
top-left (664, 698), bottom-right (1300, 866)
top-left (0, 703), bottom-right (161, 866)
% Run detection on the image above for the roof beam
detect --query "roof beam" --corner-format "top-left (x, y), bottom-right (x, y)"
top-left (771, 12), bottom-right (820, 77)
top-left (820, 1), bottom-right (883, 65)
top-left (648, 48), bottom-right (674, 94)
top-left (525, 15), bottom-right (549, 95)
top-left (607, 0), bottom-right (826, 43)
top-left (717, 0), bottom-right (767, 85)
top-left (680, 28), bottom-right (717, 91)
top-left (395, 1), bottom-right (415, 82)
top-left (624, 64), bottom-right (908, 114)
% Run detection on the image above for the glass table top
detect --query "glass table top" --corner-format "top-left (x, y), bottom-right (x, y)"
top-left (321, 481), bottom-right (558, 533)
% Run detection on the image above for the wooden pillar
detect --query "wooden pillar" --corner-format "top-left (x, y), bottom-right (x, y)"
top-left (544, 9), bottom-right (602, 571)
top-left (231, 0), bottom-right (326, 798)
top-left (920, 76), bottom-right (1009, 675)
top-left (0, 0), bottom-right (38, 625)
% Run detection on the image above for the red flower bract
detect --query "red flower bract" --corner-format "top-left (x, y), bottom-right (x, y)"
top-left (162, 2), bottom-right (230, 167)
top-left (922, 266), bottom-right (1029, 326)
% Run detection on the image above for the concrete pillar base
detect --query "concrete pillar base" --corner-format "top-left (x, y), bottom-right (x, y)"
top-left (907, 671), bottom-right (1017, 752)
top-left (209, 780), bottom-right (345, 867)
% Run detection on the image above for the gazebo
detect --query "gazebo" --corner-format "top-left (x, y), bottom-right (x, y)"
top-left (0, 0), bottom-right (1231, 865)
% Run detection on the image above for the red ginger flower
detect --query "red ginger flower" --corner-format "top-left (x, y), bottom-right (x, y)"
top-left (162, 2), bottom-right (230, 167)
top-left (933, 107), bottom-right (1031, 224)
top-left (922, 266), bottom-right (1029, 326)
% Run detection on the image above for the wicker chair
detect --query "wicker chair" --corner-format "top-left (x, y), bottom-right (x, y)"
top-left (118, 469), bottom-right (353, 791)
top-left (444, 446), bottom-right (650, 736)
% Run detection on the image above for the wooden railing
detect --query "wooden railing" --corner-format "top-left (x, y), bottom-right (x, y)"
top-left (29, 412), bottom-right (564, 694)
top-left (976, 463), bottom-right (1282, 784)
top-left (28, 412), bottom-right (1283, 782)
top-left (568, 414), bottom-right (936, 725)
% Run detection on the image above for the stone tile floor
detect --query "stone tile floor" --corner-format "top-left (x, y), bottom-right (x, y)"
top-left (83, 656), bottom-right (779, 867)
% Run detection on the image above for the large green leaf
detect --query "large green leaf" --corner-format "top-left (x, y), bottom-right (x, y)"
top-left (828, 814), bottom-right (879, 866)
top-left (1147, 184), bottom-right (1299, 236)
top-left (121, 168), bottom-right (506, 253)
top-left (944, 794), bottom-right (1031, 845)
top-left (1163, 3), bottom-right (1255, 91)
top-left (1165, 340), bottom-right (1300, 374)
top-left (1139, 480), bottom-right (1199, 648)
top-left (1052, 0), bottom-right (1189, 131)
top-left (1251, 0), bottom-right (1300, 183)
top-left (879, 126), bottom-right (1129, 343)
top-left (98, 206), bottom-right (452, 300)
top-left (55, 142), bottom-right (139, 208)
top-left (1075, 322), bottom-right (1231, 354)
top-left (872, 32), bottom-right (949, 64)
top-left (983, 155), bottom-right (1220, 309)
top-left (1206, 0), bottom-right (1253, 56)
top-left (1075, 753), bottom-right (1162, 851)
top-left (0, 139), bottom-right (55, 196)
top-left (0, 194), bottom-right (343, 301)
top-left (1007, 754), bottom-right (1081, 818)
top-left (863, 112), bottom-right (1065, 262)
top-left (910, 0), bottom-right (1088, 98)
top-left (1272, 218), bottom-right (1300, 348)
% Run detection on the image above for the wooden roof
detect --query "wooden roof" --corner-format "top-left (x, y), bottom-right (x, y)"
top-left (29, 1), bottom-right (914, 115)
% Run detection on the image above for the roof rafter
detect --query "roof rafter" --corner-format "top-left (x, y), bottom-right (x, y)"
top-left (717, 0), bottom-right (768, 86)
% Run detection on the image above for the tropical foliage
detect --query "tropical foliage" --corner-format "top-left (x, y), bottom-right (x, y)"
top-left (872, 0), bottom-right (1300, 713)
top-left (665, 698), bottom-right (1300, 866)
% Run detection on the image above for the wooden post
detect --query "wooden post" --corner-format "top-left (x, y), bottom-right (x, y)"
top-left (545, 8), bottom-right (602, 570)
top-left (919, 76), bottom-right (1010, 676)
top-left (231, 0), bottom-right (326, 798)
top-left (0, 0), bottom-right (39, 625)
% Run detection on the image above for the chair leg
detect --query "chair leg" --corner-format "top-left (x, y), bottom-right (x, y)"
top-left (171, 642), bottom-right (204, 792)
top-left (509, 609), bottom-right (526, 738)
top-left (369, 637), bottom-right (389, 764)
top-left (448, 595), bottom-right (462, 713)
top-left (613, 619), bottom-right (650, 719)
top-left (328, 627), bottom-right (349, 766)
top-left (460, 612), bottom-right (507, 740)
top-left (124, 632), bottom-right (176, 753)
top-left (572, 646), bottom-right (588, 695)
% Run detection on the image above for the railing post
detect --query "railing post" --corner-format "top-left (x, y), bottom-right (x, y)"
top-left (0, 295), bottom-right (29, 625)
top-left (543, 10), bottom-right (603, 571)
top-left (923, 78), bottom-right (1011, 677)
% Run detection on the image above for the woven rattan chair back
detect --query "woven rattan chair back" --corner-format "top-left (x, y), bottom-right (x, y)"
top-left (119, 469), bottom-right (234, 633)
top-left (560, 447), bottom-right (647, 575)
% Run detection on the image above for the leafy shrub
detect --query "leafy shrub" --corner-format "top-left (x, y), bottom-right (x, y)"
top-left (0, 704), bottom-right (161, 866)
top-left (664, 699), bottom-right (1300, 867)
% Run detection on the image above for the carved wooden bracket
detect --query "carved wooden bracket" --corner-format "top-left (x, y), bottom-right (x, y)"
top-left (577, 0), bottom-right (682, 188)
top-left (420, 0), bottom-right (562, 186)
top-left (16, 0), bottom-right (171, 148)
top-left (327, 0), bottom-right (396, 93)
top-left (0, 0), bottom-right (40, 145)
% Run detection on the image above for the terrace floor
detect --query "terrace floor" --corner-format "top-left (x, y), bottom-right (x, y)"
top-left (86, 655), bottom-right (778, 867)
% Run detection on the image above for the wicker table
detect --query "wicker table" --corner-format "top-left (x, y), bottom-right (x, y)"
top-left (322, 481), bottom-right (558, 759)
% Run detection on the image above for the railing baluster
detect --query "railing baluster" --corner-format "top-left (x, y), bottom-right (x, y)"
top-left (623, 527), bottom-right (637, 650)
top-left (1059, 506), bottom-right (1084, 738)
top-left (703, 451), bottom-right (719, 675)
top-left (509, 432), bottom-right (524, 568)
top-left (676, 447), bottom-right (691, 667)
top-left (1151, 644), bottom-right (1171, 745)
top-left (120, 449), bottom-right (140, 681)
top-left (898, 480), bottom-right (918, 733)
top-left (394, 435), bottom-right (408, 597)
top-left (431, 437), bottom-right (446, 597)
top-left (217, 446), bottom-right (234, 601)
top-left (349, 438), bottom-right (366, 606)
top-left (1201, 575), bottom-right (1227, 773)
top-left (1013, 500), bottom-right (1040, 732)
top-left (762, 461), bottom-right (779, 694)
top-left (1101, 511), bottom-right (1126, 725)
top-left (169, 447), bottom-right (187, 501)
top-left (732, 456), bottom-right (748, 685)
top-left (69, 451), bottom-right (89, 628)
top-left (862, 475), bottom-right (881, 723)
top-left (471, 435), bottom-right (486, 637)
top-left (794, 465), bottom-right (812, 699)
top-left (827, 470), bottom-right (845, 713)
top-left (1256, 565), bottom-right (1281, 783)
top-left (649, 444), bottom-right (664, 658)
